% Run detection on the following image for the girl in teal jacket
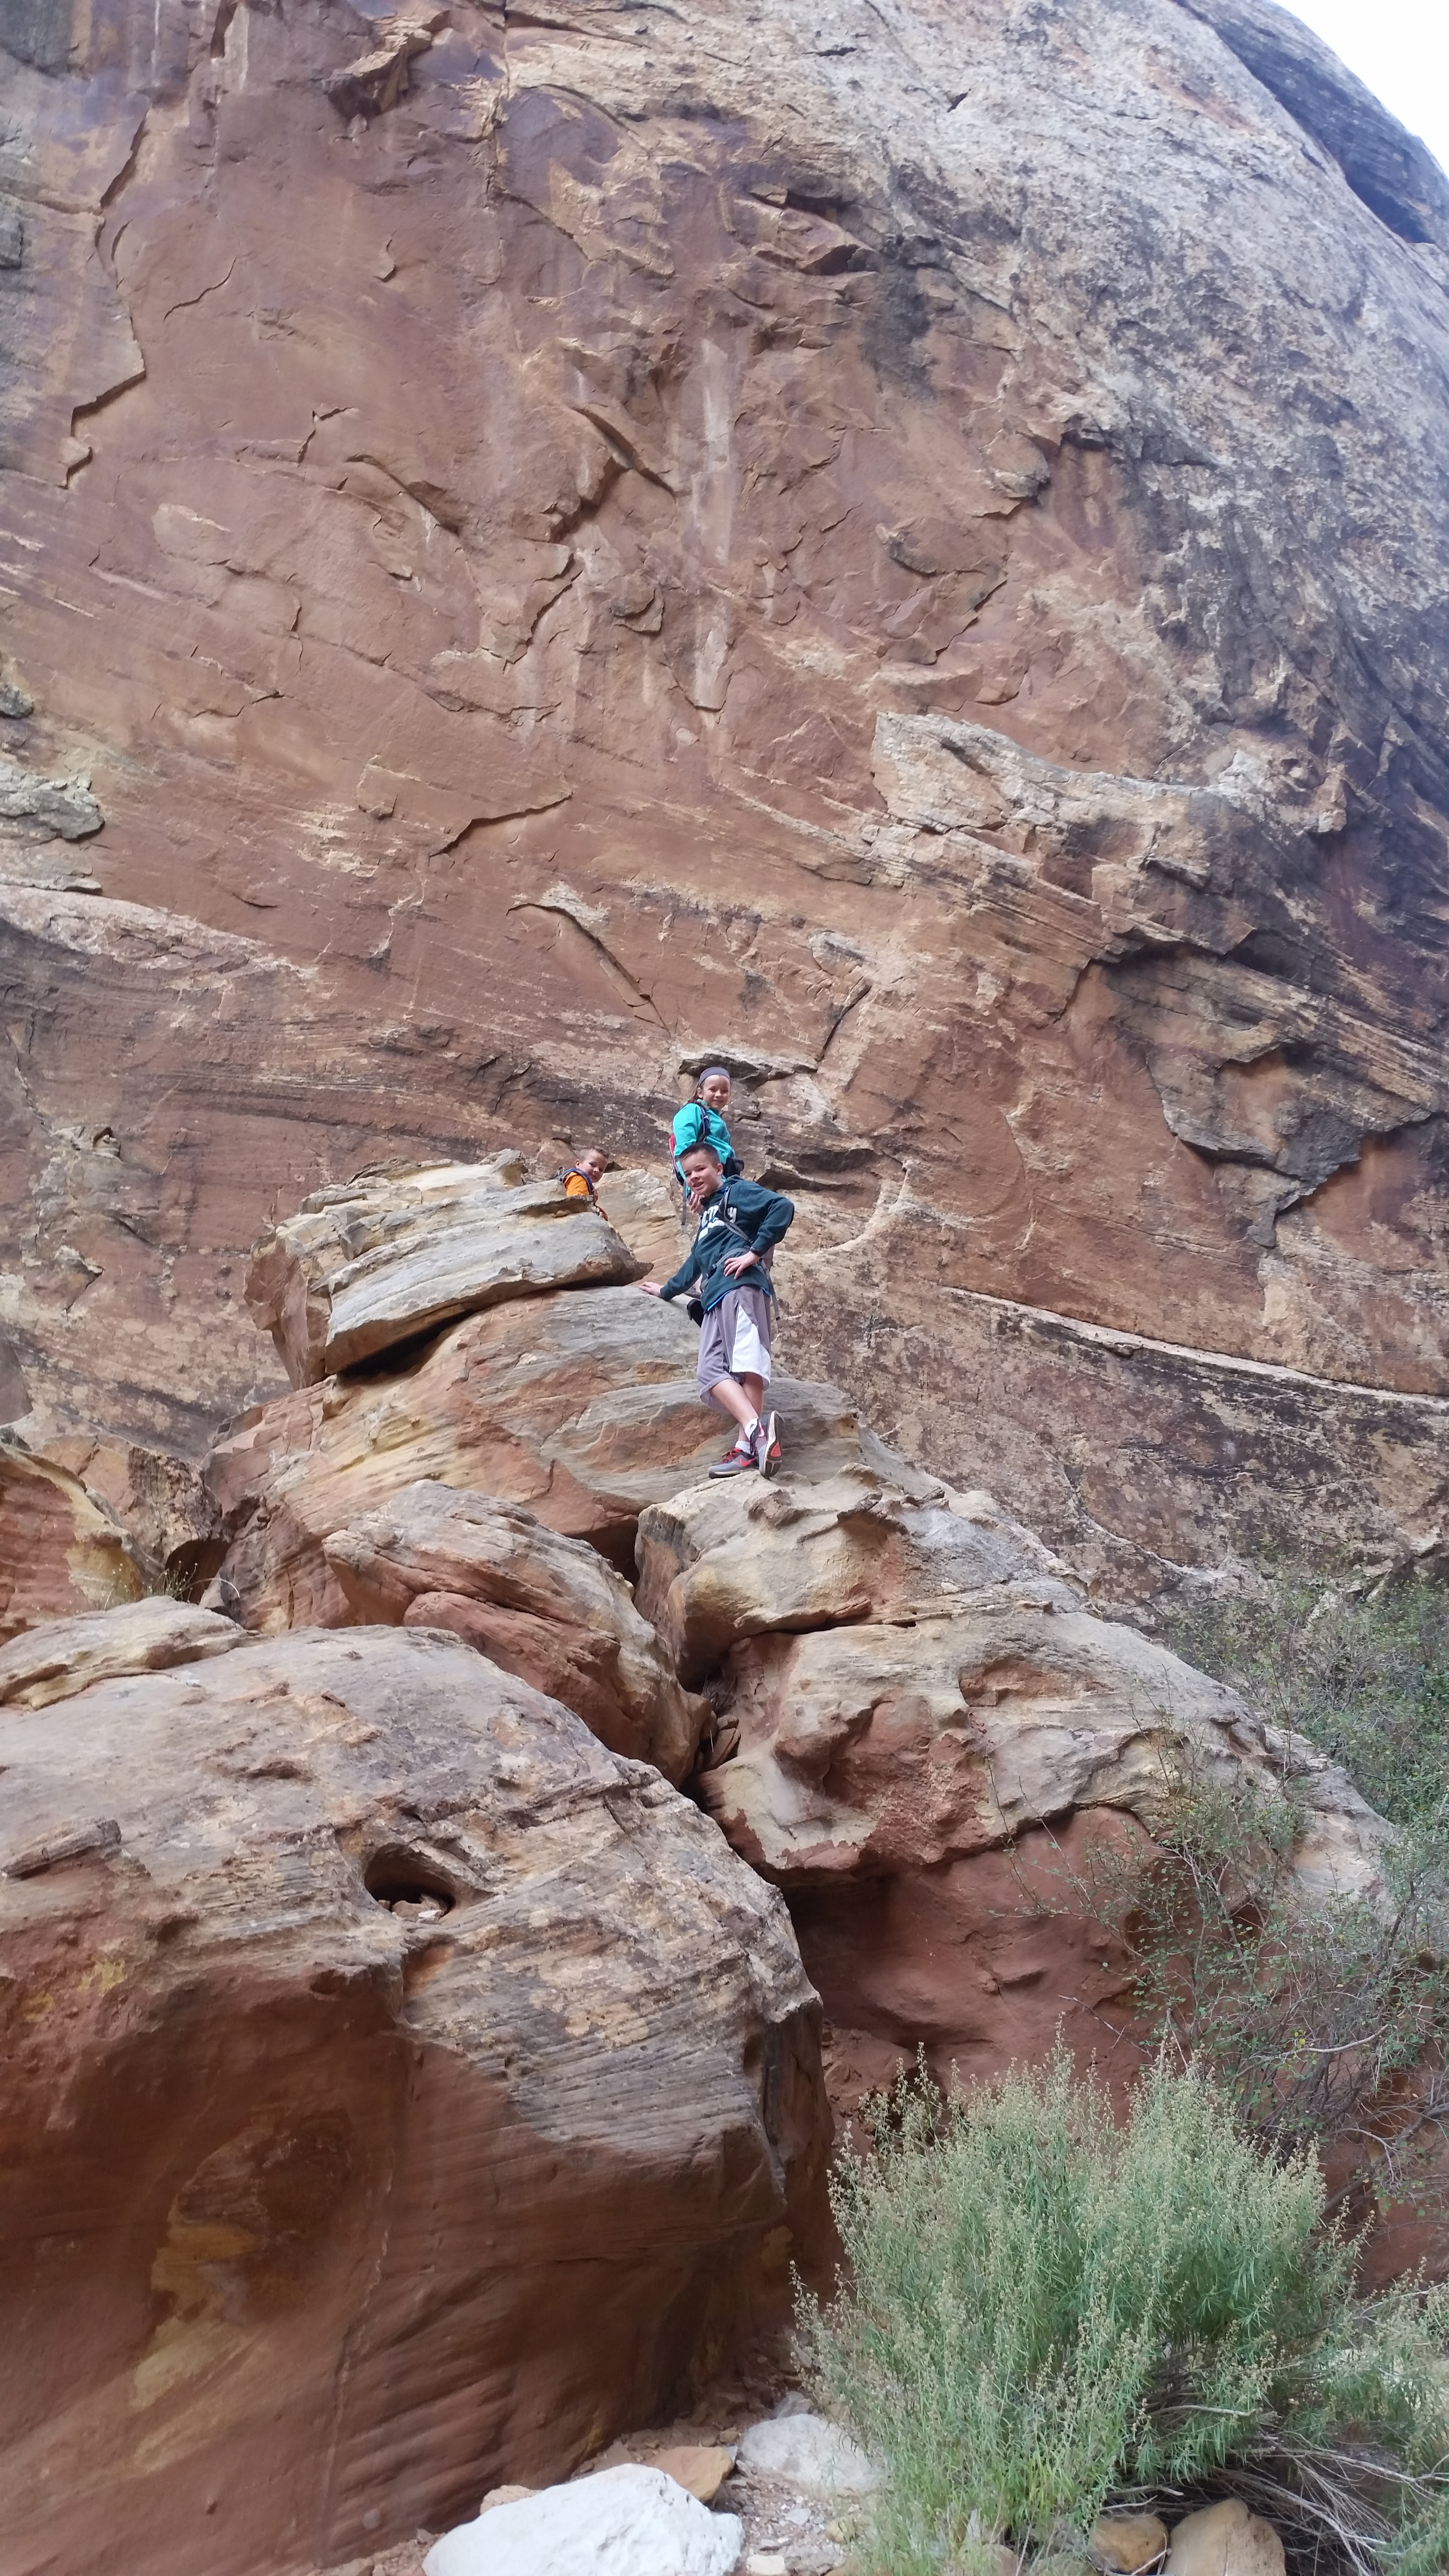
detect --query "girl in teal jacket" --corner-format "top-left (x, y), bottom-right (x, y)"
top-left (671, 1066), bottom-right (743, 1191)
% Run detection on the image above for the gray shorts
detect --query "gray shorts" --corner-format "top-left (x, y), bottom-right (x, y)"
top-left (697, 1285), bottom-right (773, 1400)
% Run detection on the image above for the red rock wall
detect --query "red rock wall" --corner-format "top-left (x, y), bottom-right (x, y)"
top-left (4, 0), bottom-right (1449, 1581)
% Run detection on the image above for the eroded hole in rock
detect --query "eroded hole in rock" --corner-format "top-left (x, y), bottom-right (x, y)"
top-left (341, 1321), bottom-right (449, 1383)
top-left (165, 1535), bottom-right (227, 1598)
top-left (362, 1847), bottom-right (457, 1919)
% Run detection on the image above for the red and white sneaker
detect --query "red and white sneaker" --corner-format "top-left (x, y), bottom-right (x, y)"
top-left (708, 1435), bottom-right (757, 1479)
top-left (754, 1411), bottom-right (782, 1479)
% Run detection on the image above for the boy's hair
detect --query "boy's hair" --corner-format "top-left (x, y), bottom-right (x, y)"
top-left (680, 1139), bottom-right (722, 1165)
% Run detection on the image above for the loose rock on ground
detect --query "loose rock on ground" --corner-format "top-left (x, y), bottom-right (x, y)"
top-left (423, 2463), bottom-right (742, 2576)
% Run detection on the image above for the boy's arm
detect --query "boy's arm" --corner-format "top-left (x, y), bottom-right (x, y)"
top-left (735, 1179), bottom-right (795, 1256)
top-left (657, 1239), bottom-right (703, 1300)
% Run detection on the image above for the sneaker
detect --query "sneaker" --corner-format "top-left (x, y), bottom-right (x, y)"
top-left (708, 1437), bottom-right (757, 1479)
top-left (755, 1411), bottom-right (781, 1479)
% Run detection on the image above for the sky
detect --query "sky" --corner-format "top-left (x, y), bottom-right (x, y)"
top-left (1285, 0), bottom-right (1449, 180)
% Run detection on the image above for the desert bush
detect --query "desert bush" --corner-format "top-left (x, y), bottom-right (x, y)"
top-left (1056, 1769), bottom-right (1449, 2207)
top-left (1106, 1564), bottom-right (1449, 2203)
top-left (103, 1557), bottom-right (203, 1609)
top-left (798, 2054), bottom-right (1449, 2576)
top-left (1168, 1568), bottom-right (1449, 1839)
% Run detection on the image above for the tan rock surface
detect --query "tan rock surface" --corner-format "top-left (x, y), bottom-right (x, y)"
top-left (6, 0), bottom-right (1449, 1595)
top-left (247, 1159), bottom-right (645, 1387)
top-left (789, 1264), bottom-right (1449, 1601)
top-left (0, 1594), bottom-right (241, 1707)
top-left (0, 1431), bottom-right (144, 1639)
top-left (323, 1480), bottom-right (708, 1781)
top-left (0, 1410), bottom-right (223, 1624)
top-left (638, 1411), bottom-right (1394, 2103)
top-left (310, 2549), bottom-right (430, 2576)
top-left (1164, 2500), bottom-right (1286, 2576)
top-left (0, 1626), bottom-right (829, 2576)
top-left (208, 1285), bottom-right (725, 1625)
top-left (16, 1417), bottom-right (224, 1593)
top-left (641, 2445), bottom-right (735, 2506)
top-left (1092, 2509), bottom-right (1170, 2572)
top-left (636, 1469), bottom-right (1073, 1684)
top-left (596, 1167), bottom-right (687, 1284)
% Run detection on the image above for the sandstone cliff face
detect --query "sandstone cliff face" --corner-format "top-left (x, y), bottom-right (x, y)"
top-left (3, 0), bottom-right (1449, 1588)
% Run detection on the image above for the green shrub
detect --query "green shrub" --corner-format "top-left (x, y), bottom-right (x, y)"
top-left (1055, 1769), bottom-right (1449, 2205)
top-left (103, 1557), bottom-right (202, 1609)
top-left (1139, 1566), bottom-right (1449, 2204)
top-left (1168, 1568), bottom-right (1449, 1839)
top-left (798, 2054), bottom-right (1449, 2576)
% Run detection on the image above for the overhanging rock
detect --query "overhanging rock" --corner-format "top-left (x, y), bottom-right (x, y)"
top-left (246, 1155), bottom-right (647, 1385)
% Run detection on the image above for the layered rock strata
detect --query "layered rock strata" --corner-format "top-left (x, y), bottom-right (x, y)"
top-left (3, 0), bottom-right (1449, 1590)
top-left (0, 1624), bottom-right (829, 2576)
top-left (0, 1430), bottom-right (145, 1639)
top-left (789, 1263), bottom-right (1449, 1595)
top-left (0, 1411), bottom-right (225, 1637)
top-left (206, 1296), bottom-right (920, 1620)
top-left (0, 1592), bottom-right (241, 1704)
top-left (247, 1156), bottom-right (645, 1386)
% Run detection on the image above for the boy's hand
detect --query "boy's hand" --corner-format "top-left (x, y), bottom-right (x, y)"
top-left (721, 1251), bottom-right (757, 1277)
top-left (638, 1279), bottom-right (663, 1296)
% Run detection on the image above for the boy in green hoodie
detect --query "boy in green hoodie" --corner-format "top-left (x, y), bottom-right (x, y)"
top-left (640, 1140), bottom-right (794, 1477)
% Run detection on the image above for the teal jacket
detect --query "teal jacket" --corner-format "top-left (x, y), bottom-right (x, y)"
top-left (671, 1099), bottom-right (742, 1178)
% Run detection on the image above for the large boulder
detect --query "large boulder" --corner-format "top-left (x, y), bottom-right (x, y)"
top-left (0, 1626), bottom-right (829, 2576)
top-left (701, 1604), bottom-right (1389, 1891)
top-left (207, 1285), bottom-right (724, 1622)
top-left (636, 1472), bottom-right (1071, 1684)
top-left (246, 1157), bottom-right (645, 1386)
top-left (322, 1480), bottom-right (709, 1782)
top-left (652, 1453), bottom-right (1392, 2105)
top-left (637, 1447), bottom-right (1386, 1898)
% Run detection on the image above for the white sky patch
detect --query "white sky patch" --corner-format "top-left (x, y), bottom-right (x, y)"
top-left (1284, 0), bottom-right (1449, 179)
